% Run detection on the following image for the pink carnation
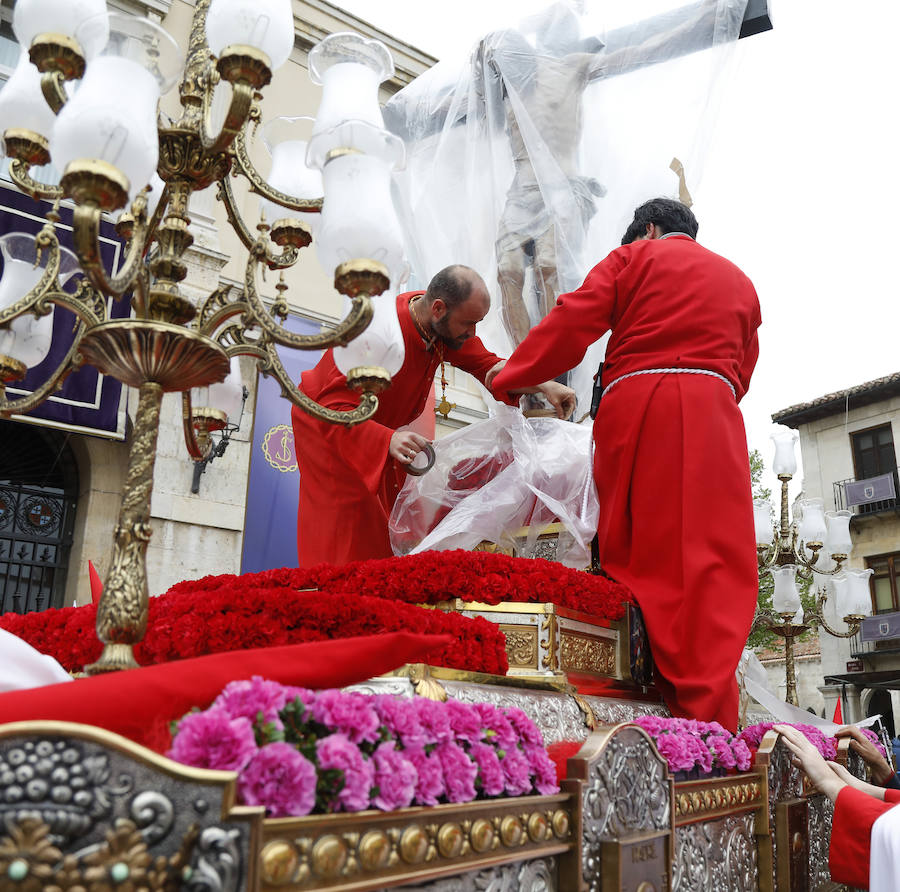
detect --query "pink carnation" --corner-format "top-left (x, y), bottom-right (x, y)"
top-left (312, 690), bottom-right (381, 744)
top-left (238, 742), bottom-right (316, 817)
top-left (505, 708), bottom-right (544, 748)
top-left (436, 741), bottom-right (478, 803)
top-left (372, 742), bottom-right (417, 811)
top-left (525, 745), bottom-right (560, 795)
top-left (213, 676), bottom-right (291, 727)
top-left (411, 697), bottom-right (453, 745)
top-left (469, 742), bottom-right (505, 797)
top-left (445, 699), bottom-right (484, 744)
top-left (472, 702), bottom-right (517, 751)
top-left (654, 733), bottom-right (694, 773)
top-left (168, 707), bottom-right (257, 771)
top-left (733, 738), bottom-right (752, 771)
top-left (501, 747), bottom-right (533, 796)
top-left (316, 733), bottom-right (374, 812)
top-left (707, 734), bottom-right (737, 770)
top-left (405, 747), bottom-right (445, 806)
top-left (373, 695), bottom-right (426, 750)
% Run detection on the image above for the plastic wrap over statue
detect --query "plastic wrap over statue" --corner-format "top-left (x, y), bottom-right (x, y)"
top-left (384, 0), bottom-right (748, 416)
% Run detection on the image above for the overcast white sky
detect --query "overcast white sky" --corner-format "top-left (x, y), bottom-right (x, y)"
top-left (337, 0), bottom-right (898, 497)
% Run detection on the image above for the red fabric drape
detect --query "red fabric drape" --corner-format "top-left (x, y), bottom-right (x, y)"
top-left (0, 632), bottom-right (450, 752)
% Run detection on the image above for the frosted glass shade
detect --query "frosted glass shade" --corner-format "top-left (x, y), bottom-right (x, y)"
top-left (333, 292), bottom-right (405, 377)
top-left (259, 117), bottom-right (322, 230)
top-left (13, 0), bottom-right (109, 59)
top-left (315, 150), bottom-right (408, 287)
top-left (192, 356), bottom-right (244, 422)
top-left (309, 32), bottom-right (393, 137)
top-left (797, 498), bottom-right (826, 546)
top-left (769, 565), bottom-right (801, 615)
top-left (206, 0), bottom-right (294, 72)
top-left (824, 510), bottom-right (853, 555)
top-left (51, 15), bottom-right (182, 200)
top-left (753, 498), bottom-right (774, 546)
top-left (0, 233), bottom-right (79, 369)
top-left (832, 569), bottom-right (874, 618)
top-left (771, 428), bottom-right (798, 476)
top-left (0, 51), bottom-right (58, 146)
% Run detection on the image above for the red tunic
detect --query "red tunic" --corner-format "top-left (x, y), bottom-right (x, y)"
top-left (292, 292), bottom-right (502, 568)
top-left (830, 787), bottom-right (900, 888)
top-left (491, 235), bottom-right (761, 731)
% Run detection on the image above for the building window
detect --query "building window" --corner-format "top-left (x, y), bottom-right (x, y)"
top-left (852, 424), bottom-right (897, 480)
top-left (866, 552), bottom-right (900, 615)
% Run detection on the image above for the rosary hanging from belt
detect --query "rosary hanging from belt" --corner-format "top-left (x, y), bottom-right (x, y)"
top-left (435, 345), bottom-right (456, 419)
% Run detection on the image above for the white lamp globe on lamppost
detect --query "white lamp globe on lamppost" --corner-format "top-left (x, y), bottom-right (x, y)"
top-left (771, 428), bottom-right (799, 477)
top-left (0, 233), bottom-right (80, 381)
top-left (13, 0), bottom-right (110, 65)
top-left (50, 13), bottom-right (183, 210)
top-left (259, 116), bottom-right (323, 236)
top-left (189, 356), bottom-right (245, 455)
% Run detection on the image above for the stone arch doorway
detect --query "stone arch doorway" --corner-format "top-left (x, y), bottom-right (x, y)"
top-left (866, 687), bottom-right (896, 740)
top-left (0, 419), bottom-right (78, 613)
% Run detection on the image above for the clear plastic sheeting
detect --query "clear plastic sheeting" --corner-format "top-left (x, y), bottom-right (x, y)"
top-left (389, 406), bottom-right (598, 567)
top-left (385, 0), bottom-right (748, 415)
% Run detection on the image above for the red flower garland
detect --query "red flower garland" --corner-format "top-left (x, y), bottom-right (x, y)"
top-left (168, 550), bottom-right (633, 620)
top-left (0, 587), bottom-right (509, 676)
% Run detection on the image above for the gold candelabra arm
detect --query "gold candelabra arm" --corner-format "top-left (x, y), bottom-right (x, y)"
top-left (7, 158), bottom-right (65, 203)
top-left (200, 78), bottom-right (256, 156)
top-left (756, 542), bottom-right (779, 572)
top-left (39, 69), bottom-right (69, 114)
top-left (259, 338), bottom-right (382, 428)
top-left (181, 390), bottom-right (214, 461)
top-left (231, 128), bottom-right (324, 215)
top-left (234, 242), bottom-right (376, 352)
top-left (812, 589), bottom-right (864, 639)
top-left (216, 174), bottom-right (300, 269)
top-left (0, 226), bottom-right (66, 328)
top-left (71, 198), bottom-right (150, 299)
top-left (0, 318), bottom-right (84, 416)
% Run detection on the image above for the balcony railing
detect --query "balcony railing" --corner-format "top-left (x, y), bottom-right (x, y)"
top-left (834, 471), bottom-right (900, 516)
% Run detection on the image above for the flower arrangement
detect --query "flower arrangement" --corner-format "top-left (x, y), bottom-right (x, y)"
top-left (0, 588), bottom-right (509, 676)
top-left (738, 722), bottom-right (887, 761)
top-left (633, 716), bottom-right (753, 777)
top-left (168, 550), bottom-right (633, 620)
top-left (167, 677), bottom-right (560, 817)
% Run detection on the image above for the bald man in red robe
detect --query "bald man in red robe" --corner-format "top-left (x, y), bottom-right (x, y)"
top-left (491, 199), bottom-right (761, 731)
top-left (293, 265), bottom-right (575, 569)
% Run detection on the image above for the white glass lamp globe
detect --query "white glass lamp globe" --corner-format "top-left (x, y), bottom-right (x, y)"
top-left (753, 498), bottom-right (774, 546)
top-left (309, 32), bottom-right (394, 139)
top-left (206, 0), bottom-right (295, 72)
top-left (0, 51), bottom-right (58, 150)
top-left (13, 0), bottom-right (109, 59)
top-left (314, 146), bottom-right (408, 288)
top-left (771, 428), bottom-right (799, 476)
top-left (0, 233), bottom-right (80, 369)
top-left (259, 117), bottom-right (323, 231)
top-left (50, 14), bottom-right (182, 203)
top-left (824, 510), bottom-right (853, 556)
top-left (769, 565), bottom-right (802, 615)
top-left (333, 292), bottom-right (405, 378)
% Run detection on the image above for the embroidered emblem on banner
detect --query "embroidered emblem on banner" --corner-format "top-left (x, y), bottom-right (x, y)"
top-left (864, 486), bottom-right (875, 500)
top-left (262, 424), bottom-right (297, 473)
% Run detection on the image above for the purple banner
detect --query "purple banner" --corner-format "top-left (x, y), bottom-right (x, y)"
top-left (861, 612), bottom-right (900, 643)
top-left (0, 183), bottom-right (128, 437)
top-left (844, 473), bottom-right (897, 507)
top-left (241, 316), bottom-right (322, 573)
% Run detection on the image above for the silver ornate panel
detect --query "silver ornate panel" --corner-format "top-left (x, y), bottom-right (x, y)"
top-left (672, 813), bottom-right (757, 892)
top-left (392, 855), bottom-right (557, 891)
top-left (0, 727), bottom-right (255, 891)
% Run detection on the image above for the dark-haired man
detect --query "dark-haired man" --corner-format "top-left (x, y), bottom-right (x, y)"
top-left (491, 199), bottom-right (761, 731)
top-left (293, 264), bottom-right (576, 568)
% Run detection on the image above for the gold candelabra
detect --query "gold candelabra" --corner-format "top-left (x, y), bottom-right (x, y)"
top-left (753, 472), bottom-right (865, 706)
top-left (0, 0), bottom-right (395, 674)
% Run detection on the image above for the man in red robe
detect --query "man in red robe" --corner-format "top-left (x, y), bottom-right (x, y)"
top-left (491, 199), bottom-right (761, 731)
top-left (293, 264), bottom-right (575, 569)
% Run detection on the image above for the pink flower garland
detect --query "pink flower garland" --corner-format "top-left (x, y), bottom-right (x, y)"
top-left (633, 716), bottom-right (753, 776)
top-left (168, 677), bottom-right (560, 817)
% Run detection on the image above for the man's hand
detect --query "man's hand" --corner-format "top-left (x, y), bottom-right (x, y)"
top-left (538, 381), bottom-right (577, 420)
top-left (484, 360), bottom-right (506, 391)
top-left (390, 430), bottom-right (431, 465)
top-left (774, 724), bottom-right (847, 802)
top-left (835, 726), bottom-right (895, 786)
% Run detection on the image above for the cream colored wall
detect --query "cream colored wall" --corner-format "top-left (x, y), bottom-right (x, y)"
top-left (795, 395), bottom-right (900, 679)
